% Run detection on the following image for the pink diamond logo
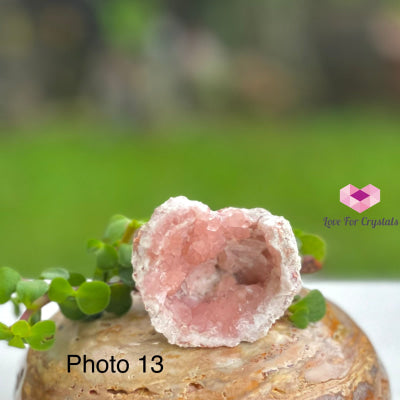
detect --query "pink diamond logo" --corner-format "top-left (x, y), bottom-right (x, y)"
top-left (340, 184), bottom-right (380, 213)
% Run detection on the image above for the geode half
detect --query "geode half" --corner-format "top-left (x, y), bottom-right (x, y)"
top-left (132, 196), bottom-right (301, 347)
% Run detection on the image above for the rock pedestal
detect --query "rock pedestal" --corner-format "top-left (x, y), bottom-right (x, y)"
top-left (18, 296), bottom-right (390, 400)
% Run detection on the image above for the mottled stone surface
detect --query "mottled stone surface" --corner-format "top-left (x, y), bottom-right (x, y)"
top-left (19, 294), bottom-right (390, 400)
top-left (132, 196), bottom-right (302, 347)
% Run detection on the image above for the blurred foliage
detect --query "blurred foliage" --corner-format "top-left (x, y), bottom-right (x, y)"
top-left (2, 0), bottom-right (400, 121)
top-left (97, 0), bottom-right (160, 51)
top-left (0, 110), bottom-right (399, 279)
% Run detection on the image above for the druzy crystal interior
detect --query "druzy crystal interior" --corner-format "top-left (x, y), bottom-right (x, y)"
top-left (132, 196), bottom-right (302, 347)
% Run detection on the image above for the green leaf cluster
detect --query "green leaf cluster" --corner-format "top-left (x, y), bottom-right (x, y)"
top-left (294, 229), bottom-right (326, 261)
top-left (1, 320), bottom-right (56, 351)
top-left (288, 290), bottom-right (326, 329)
top-left (0, 214), bottom-right (145, 351)
top-left (53, 214), bottom-right (144, 321)
top-left (87, 214), bottom-right (144, 289)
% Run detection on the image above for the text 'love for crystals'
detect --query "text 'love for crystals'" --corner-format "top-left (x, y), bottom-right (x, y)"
top-left (323, 216), bottom-right (398, 229)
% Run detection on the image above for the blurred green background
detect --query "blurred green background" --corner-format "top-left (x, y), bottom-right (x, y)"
top-left (0, 0), bottom-right (399, 279)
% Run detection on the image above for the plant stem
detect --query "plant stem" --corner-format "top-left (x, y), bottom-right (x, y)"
top-left (20, 294), bottom-right (50, 322)
top-left (120, 220), bottom-right (143, 244)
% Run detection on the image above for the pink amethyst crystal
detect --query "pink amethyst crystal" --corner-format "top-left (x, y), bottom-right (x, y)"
top-left (132, 196), bottom-right (302, 347)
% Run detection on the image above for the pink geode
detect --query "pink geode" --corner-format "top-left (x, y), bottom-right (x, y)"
top-left (132, 196), bottom-right (302, 347)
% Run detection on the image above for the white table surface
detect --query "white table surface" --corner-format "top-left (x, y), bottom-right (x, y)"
top-left (0, 281), bottom-right (399, 400)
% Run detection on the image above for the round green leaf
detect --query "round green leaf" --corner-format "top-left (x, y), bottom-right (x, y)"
top-left (76, 281), bottom-right (111, 315)
top-left (48, 277), bottom-right (75, 303)
top-left (288, 289), bottom-right (326, 326)
top-left (289, 306), bottom-right (309, 329)
top-left (11, 320), bottom-right (31, 338)
top-left (96, 245), bottom-right (118, 270)
top-left (302, 290), bottom-right (326, 322)
top-left (87, 239), bottom-right (104, 254)
top-left (59, 297), bottom-right (86, 320)
top-left (16, 280), bottom-right (48, 308)
top-left (298, 233), bottom-right (326, 261)
top-left (27, 320), bottom-right (56, 351)
top-left (0, 322), bottom-right (13, 341)
top-left (103, 215), bottom-right (131, 244)
top-left (109, 214), bottom-right (130, 224)
top-left (0, 266), bottom-right (21, 304)
top-left (68, 272), bottom-right (86, 287)
top-left (118, 243), bottom-right (132, 268)
top-left (118, 267), bottom-right (135, 288)
top-left (8, 335), bottom-right (25, 349)
top-left (40, 267), bottom-right (69, 280)
top-left (106, 283), bottom-right (132, 316)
